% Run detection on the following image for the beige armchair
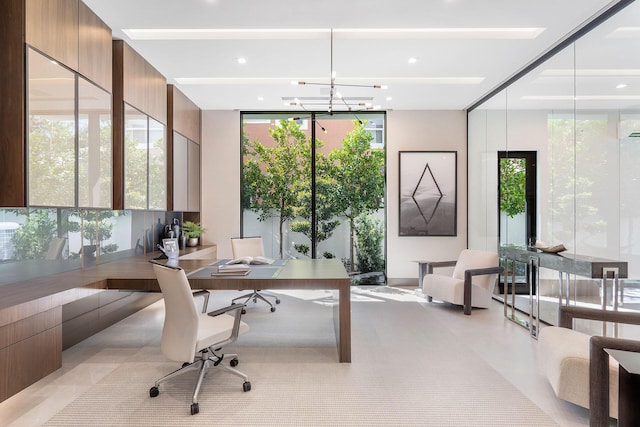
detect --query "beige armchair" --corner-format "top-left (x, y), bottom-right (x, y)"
top-left (421, 249), bottom-right (502, 315)
top-left (538, 305), bottom-right (640, 424)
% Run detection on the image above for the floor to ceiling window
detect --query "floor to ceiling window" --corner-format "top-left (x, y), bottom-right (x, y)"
top-left (241, 112), bottom-right (386, 284)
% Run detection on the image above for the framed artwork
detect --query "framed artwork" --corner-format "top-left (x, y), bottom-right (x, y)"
top-left (399, 151), bottom-right (457, 236)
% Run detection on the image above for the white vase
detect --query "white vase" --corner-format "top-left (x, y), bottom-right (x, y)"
top-left (187, 237), bottom-right (199, 247)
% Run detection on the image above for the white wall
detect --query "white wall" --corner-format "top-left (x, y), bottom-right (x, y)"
top-left (200, 109), bottom-right (468, 280)
top-left (386, 110), bottom-right (468, 282)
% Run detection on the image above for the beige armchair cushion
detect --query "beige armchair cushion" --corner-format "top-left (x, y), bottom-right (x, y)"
top-left (538, 326), bottom-right (619, 418)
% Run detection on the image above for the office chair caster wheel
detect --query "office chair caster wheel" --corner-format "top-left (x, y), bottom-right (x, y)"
top-left (276, 299), bottom-right (281, 304)
top-left (149, 386), bottom-right (159, 398)
top-left (230, 358), bottom-right (239, 367)
top-left (270, 307), bottom-right (276, 312)
top-left (241, 308), bottom-right (246, 315)
top-left (190, 403), bottom-right (199, 415)
top-left (243, 381), bottom-right (251, 392)
top-left (252, 297), bottom-right (258, 303)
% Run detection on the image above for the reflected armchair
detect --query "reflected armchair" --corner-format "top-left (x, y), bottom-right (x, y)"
top-left (421, 249), bottom-right (502, 315)
top-left (45, 237), bottom-right (65, 260)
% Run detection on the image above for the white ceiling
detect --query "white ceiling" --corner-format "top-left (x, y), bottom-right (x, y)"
top-left (83, 0), bottom-right (629, 112)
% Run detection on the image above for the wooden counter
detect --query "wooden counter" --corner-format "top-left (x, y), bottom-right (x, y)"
top-left (0, 246), bottom-right (215, 403)
top-left (0, 246), bottom-right (353, 403)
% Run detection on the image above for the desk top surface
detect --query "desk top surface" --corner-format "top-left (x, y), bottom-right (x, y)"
top-left (0, 252), bottom-right (350, 310)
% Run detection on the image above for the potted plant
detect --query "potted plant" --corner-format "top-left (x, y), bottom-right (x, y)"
top-left (182, 221), bottom-right (206, 247)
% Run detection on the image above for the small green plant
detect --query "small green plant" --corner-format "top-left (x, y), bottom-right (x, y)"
top-left (354, 214), bottom-right (385, 274)
top-left (182, 221), bottom-right (206, 238)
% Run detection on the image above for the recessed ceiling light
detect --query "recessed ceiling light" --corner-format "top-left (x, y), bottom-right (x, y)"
top-left (386, 96), bottom-right (393, 101)
top-left (408, 57), bottom-right (417, 64)
top-left (237, 57), bottom-right (247, 64)
top-left (257, 96), bottom-right (264, 101)
top-left (616, 83), bottom-right (628, 89)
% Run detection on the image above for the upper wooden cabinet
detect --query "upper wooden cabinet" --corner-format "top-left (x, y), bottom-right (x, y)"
top-left (0, 0), bottom-right (27, 206)
top-left (112, 40), bottom-right (167, 211)
top-left (78, 1), bottom-right (112, 92)
top-left (25, 0), bottom-right (79, 70)
top-left (0, 0), bottom-right (112, 207)
top-left (168, 85), bottom-right (201, 144)
top-left (113, 40), bottom-right (167, 125)
top-left (167, 85), bottom-right (201, 212)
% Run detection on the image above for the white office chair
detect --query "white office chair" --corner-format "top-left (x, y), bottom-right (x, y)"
top-left (422, 249), bottom-right (502, 315)
top-left (230, 237), bottom-right (280, 312)
top-left (150, 263), bottom-right (251, 415)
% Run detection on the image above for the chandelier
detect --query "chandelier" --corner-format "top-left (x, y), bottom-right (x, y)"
top-left (289, 29), bottom-right (386, 114)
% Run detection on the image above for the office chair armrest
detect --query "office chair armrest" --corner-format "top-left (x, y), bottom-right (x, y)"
top-left (192, 290), bottom-right (210, 314)
top-left (558, 305), bottom-right (640, 329)
top-left (207, 303), bottom-right (246, 318)
top-left (206, 304), bottom-right (247, 349)
top-left (462, 266), bottom-right (504, 315)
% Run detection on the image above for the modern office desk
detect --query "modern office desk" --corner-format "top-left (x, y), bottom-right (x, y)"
top-left (183, 259), bottom-right (352, 363)
top-left (105, 257), bottom-right (352, 363)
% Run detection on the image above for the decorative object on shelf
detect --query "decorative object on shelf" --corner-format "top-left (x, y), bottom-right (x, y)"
top-left (399, 151), bottom-right (457, 236)
top-left (182, 221), bottom-right (206, 247)
top-left (533, 240), bottom-right (567, 253)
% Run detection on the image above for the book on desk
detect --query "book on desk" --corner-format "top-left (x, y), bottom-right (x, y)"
top-left (212, 263), bottom-right (251, 276)
top-left (226, 256), bottom-right (274, 265)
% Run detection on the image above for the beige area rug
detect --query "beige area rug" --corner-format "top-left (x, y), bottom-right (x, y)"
top-left (45, 288), bottom-right (558, 426)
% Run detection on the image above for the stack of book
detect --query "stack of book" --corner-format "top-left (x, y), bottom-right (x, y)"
top-left (213, 263), bottom-right (251, 276)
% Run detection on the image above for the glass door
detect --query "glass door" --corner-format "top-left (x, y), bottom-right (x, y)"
top-left (498, 151), bottom-right (537, 294)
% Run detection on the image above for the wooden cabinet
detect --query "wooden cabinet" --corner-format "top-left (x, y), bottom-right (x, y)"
top-left (78, 1), bottom-right (112, 92)
top-left (25, 0), bottom-right (79, 71)
top-left (0, 0), bottom-right (112, 208)
top-left (168, 85), bottom-right (201, 212)
top-left (27, 49), bottom-right (77, 207)
top-left (113, 40), bottom-right (167, 211)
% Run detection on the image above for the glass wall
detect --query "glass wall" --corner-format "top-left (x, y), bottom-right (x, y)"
top-left (468, 1), bottom-right (640, 328)
top-left (241, 112), bottom-right (386, 284)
